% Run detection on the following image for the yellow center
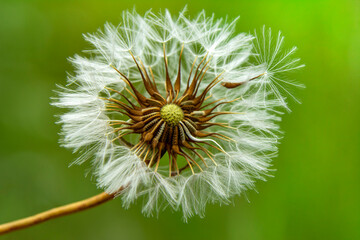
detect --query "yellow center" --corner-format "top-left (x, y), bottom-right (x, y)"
top-left (160, 104), bottom-right (184, 126)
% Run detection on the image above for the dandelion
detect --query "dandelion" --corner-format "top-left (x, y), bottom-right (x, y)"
top-left (0, 7), bottom-right (303, 234)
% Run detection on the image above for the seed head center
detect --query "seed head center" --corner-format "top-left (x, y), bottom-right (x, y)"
top-left (160, 104), bottom-right (184, 126)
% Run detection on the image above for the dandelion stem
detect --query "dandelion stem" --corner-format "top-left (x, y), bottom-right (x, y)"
top-left (0, 188), bottom-right (124, 235)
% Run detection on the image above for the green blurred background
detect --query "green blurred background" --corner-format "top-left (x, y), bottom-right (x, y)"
top-left (0, 0), bottom-right (359, 239)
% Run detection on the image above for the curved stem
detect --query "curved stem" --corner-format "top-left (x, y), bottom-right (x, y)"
top-left (0, 188), bottom-right (123, 235)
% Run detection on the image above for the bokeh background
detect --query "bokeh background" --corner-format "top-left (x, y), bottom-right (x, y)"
top-left (0, 0), bottom-right (359, 239)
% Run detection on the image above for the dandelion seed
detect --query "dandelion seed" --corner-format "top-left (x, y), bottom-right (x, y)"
top-left (52, 8), bottom-right (303, 220)
top-left (250, 26), bottom-right (306, 109)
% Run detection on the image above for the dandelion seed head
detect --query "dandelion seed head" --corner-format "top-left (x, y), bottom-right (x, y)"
top-left (52, 8), bottom-right (304, 220)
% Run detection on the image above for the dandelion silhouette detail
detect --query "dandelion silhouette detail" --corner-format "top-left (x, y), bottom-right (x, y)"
top-left (53, 8), bottom-right (304, 220)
